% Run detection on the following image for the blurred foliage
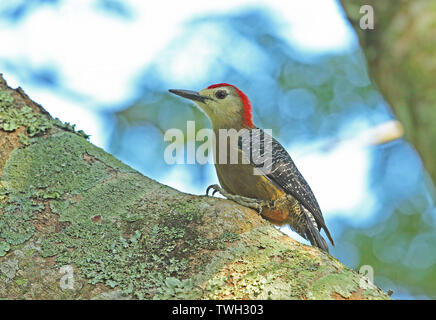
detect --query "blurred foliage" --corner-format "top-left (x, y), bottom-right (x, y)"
top-left (342, 0), bottom-right (436, 187)
top-left (340, 0), bottom-right (436, 299)
top-left (0, 0), bottom-right (131, 23)
top-left (1, 2), bottom-right (435, 299)
top-left (109, 10), bottom-right (389, 183)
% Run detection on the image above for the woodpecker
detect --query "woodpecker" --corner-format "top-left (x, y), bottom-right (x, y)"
top-left (169, 83), bottom-right (334, 252)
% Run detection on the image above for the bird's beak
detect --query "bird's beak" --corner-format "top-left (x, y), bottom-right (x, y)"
top-left (169, 89), bottom-right (212, 103)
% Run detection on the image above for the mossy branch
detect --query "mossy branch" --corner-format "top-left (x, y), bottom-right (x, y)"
top-left (0, 75), bottom-right (389, 299)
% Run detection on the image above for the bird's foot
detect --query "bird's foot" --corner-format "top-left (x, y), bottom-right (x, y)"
top-left (206, 184), bottom-right (223, 197)
top-left (206, 184), bottom-right (268, 214)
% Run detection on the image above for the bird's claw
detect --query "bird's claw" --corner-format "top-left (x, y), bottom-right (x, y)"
top-left (206, 184), bottom-right (221, 197)
top-left (206, 184), bottom-right (268, 215)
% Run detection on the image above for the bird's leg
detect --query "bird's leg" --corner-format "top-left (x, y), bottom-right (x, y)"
top-left (206, 184), bottom-right (268, 214)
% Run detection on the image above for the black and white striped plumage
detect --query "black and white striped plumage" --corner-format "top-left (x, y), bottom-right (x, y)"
top-left (239, 128), bottom-right (334, 252)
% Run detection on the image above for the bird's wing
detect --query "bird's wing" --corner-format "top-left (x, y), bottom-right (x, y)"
top-left (238, 128), bottom-right (334, 245)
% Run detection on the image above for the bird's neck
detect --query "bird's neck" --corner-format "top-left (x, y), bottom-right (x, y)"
top-left (212, 122), bottom-right (254, 133)
top-left (210, 112), bottom-right (255, 132)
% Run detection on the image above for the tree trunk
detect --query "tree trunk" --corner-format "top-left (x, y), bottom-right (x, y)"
top-left (0, 75), bottom-right (388, 299)
top-left (341, 0), bottom-right (436, 185)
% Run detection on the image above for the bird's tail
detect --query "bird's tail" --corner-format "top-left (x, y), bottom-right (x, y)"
top-left (302, 208), bottom-right (330, 253)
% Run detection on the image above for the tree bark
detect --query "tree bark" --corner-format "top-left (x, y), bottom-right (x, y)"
top-left (0, 74), bottom-right (388, 299)
top-left (341, 0), bottom-right (436, 185)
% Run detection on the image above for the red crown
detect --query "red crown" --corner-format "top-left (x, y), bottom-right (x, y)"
top-left (207, 83), bottom-right (253, 128)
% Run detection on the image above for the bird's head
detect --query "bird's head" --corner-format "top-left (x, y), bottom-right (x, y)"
top-left (169, 83), bottom-right (254, 130)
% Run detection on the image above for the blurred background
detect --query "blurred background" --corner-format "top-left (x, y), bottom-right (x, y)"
top-left (1, 0), bottom-right (435, 299)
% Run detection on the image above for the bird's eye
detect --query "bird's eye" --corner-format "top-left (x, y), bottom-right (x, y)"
top-left (215, 90), bottom-right (228, 99)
